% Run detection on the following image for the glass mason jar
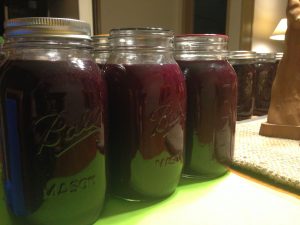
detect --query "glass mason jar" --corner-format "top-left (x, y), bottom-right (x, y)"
top-left (228, 51), bottom-right (256, 120)
top-left (0, 17), bottom-right (107, 225)
top-left (0, 44), bottom-right (5, 66)
top-left (92, 34), bottom-right (110, 69)
top-left (253, 52), bottom-right (276, 116)
top-left (174, 34), bottom-right (237, 179)
top-left (104, 28), bottom-right (186, 200)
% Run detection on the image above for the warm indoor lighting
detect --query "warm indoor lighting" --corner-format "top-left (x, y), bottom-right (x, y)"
top-left (270, 18), bottom-right (287, 40)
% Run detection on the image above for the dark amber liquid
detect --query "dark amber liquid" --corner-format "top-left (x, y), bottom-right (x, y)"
top-left (0, 59), bottom-right (107, 225)
top-left (232, 63), bottom-right (256, 120)
top-left (104, 63), bottom-right (186, 200)
top-left (176, 60), bottom-right (237, 178)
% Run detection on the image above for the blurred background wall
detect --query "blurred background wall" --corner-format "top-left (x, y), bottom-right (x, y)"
top-left (1, 0), bottom-right (287, 53)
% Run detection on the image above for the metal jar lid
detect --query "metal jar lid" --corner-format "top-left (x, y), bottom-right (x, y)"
top-left (4, 17), bottom-right (91, 40)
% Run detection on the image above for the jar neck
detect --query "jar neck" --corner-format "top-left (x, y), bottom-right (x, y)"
top-left (229, 58), bottom-right (256, 65)
top-left (4, 37), bottom-right (92, 61)
top-left (174, 51), bottom-right (228, 61)
top-left (4, 36), bottom-right (91, 49)
top-left (110, 38), bottom-right (173, 52)
top-left (92, 35), bottom-right (110, 52)
top-left (256, 59), bottom-right (276, 63)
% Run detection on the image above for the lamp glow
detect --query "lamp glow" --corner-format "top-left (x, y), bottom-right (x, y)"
top-left (270, 18), bottom-right (287, 41)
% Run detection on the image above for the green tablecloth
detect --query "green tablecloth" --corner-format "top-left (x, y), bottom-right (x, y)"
top-left (1, 172), bottom-right (300, 225)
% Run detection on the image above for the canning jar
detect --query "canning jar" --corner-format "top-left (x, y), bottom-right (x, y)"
top-left (104, 28), bottom-right (186, 200)
top-left (92, 34), bottom-right (110, 69)
top-left (253, 52), bottom-right (276, 116)
top-left (174, 34), bottom-right (237, 179)
top-left (0, 17), bottom-right (107, 225)
top-left (0, 44), bottom-right (5, 66)
top-left (228, 51), bottom-right (256, 120)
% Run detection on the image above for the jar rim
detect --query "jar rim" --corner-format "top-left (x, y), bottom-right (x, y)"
top-left (92, 34), bottom-right (109, 39)
top-left (110, 27), bottom-right (173, 37)
top-left (228, 50), bottom-right (257, 59)
top-left (275, 52), bottom-right (283, 59)
top-left (174, 34), bottom-right (228, 52)
top-left (92, 34), bottom-right (110, 47)
top-left (176, 33), bottom-right (228, 40)
top-left (256, 52), bottom-right (276, 59)
top-left (108, 27), bottom-right (174, 50)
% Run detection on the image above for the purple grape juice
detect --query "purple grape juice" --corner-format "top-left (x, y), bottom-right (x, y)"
top-left (228, 51), bottom-right (256, 120)
top-left (0, 59), bottom-right (107, 225)
top-left (104, 63), bottom-right (186, 200)
top-left (177, 59), bottom-right (237, 178)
